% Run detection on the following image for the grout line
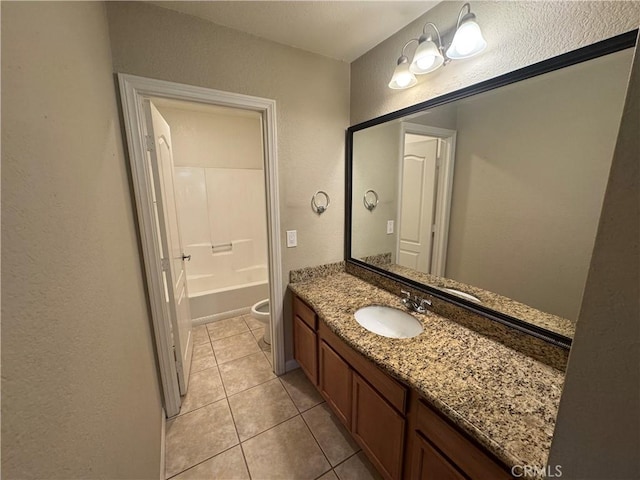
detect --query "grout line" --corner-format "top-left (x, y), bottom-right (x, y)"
top-left (238, 412), bottom-right (301, 444)
top-left (299, 409), bottom-right (334, 467)
top-left (165, 442), bottom-right (242, 479)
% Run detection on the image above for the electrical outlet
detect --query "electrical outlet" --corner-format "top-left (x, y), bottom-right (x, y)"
top-left (286, 230), bottom-right (297, 247)
top-left (387, 220), bottom-right (394, 234)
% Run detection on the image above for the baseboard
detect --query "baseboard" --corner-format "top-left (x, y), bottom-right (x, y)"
top-left (159, 408), bottom-right (166, 480)
top-left (191, 307), bottom-right (251, 326)
top-left (285, 359), bottom-right (300, 372)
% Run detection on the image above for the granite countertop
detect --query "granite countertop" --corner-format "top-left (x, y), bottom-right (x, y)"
top-left (289, 271), bottom-right (565, 477)
top-left (380, 263), bottom-right (576, 339)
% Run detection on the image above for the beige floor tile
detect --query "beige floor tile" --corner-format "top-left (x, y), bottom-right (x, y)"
top-left (255, 334), bottom-right (271, 354)
top-left (242, 416), bottom-right (331, 479)
top-left (172, 445), bottom-right (249, 480)
top-left (303, 403), bottom-right (359, 466)
top-left (250, 326), bottom-right (265, 342)
top-left (179, 367), bottom-right (225, 415)
top-left (318, 470), bottom-right (339, 480)
top-left (206, 316), bottom-right (249, 340)
top-left (228, 378), bottom-right (298, 441)
top-left (280, 368), bottom-right (324, 412)
top-left (190, 342), bottom-right (216, 373)
top-left (264, 351), bottom-right (273, 366)
top-left (192, 325), bottom-right (210, 345)
top-left (212, 331), bottom-right (261, 364)
top-left (243, 313), bottom-right (264, 331)
top-left (334, 452), bottom-right (383, 480)
top-left (218, 352), bottom-right (276, 396)
top-left (165, 399), bottom-right (239, 478)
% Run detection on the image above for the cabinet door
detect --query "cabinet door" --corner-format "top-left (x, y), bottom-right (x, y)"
top-left (352, 372), bottom-right (405, 480)
top-left (293, 315), bottom-right (317, 385)
top-left (319, 340), bottom-right (352, 427)
top-left (411, 431), bottom-right (467, 480)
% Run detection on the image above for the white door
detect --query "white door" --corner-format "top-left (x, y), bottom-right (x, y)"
top-left (398, 138), bottom-right (439, 273)
top-left (143, 100), bottom-right (193, 395)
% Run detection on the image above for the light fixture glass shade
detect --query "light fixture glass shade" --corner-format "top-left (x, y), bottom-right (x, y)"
top-left (446, 16), bottom-right (487, 59)
top-left (410, 39), bottom-right (444, 74)
top-left (388, 57), bottom-right (417, 89)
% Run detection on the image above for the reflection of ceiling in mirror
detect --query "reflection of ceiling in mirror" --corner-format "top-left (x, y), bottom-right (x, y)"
top-left (350, 47), bottom-right (635, 333)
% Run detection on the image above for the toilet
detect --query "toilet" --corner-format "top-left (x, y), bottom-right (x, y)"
top-left (250, 298), bottom-right (271, 345)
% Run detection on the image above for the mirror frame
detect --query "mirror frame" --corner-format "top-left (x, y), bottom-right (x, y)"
top-left (345, 29), bottom-right (638, 350)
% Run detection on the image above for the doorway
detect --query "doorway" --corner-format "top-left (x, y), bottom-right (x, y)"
top-left (118, 74), bottom-right (284, 418)
top-left (397, 123), bottom-right (456, 276)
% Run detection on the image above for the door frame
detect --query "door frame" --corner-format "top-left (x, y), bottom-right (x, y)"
top-left (397, 122), bottom-right (456, 276)
top-left (118, 74), bottom-right (285, 416)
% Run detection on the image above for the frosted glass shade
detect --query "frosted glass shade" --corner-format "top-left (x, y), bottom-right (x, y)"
top-left (446, 19), bottom-right (487, 59)
top-left (388, 58), bottom-right (417, 89)
top-left (410, 40), bottom-right (444, 74)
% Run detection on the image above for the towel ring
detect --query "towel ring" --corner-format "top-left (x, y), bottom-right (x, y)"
top-left (363, 190), bottom-right (379, 211)
top-left (311, 190), bottom-right (330, 215)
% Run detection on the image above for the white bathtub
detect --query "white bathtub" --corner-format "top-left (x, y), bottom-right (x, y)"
top-left (187, 265), bottom-right (269, 321)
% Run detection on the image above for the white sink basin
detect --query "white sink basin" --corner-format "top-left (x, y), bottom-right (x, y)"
top-left (354, 306), bottom-right (423, 339)
top-left (441, 288), bottom-right (482, 303)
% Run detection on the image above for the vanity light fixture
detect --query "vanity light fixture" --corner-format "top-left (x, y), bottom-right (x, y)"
top-left (446, 2), bottom-right (487, 59)
top-left (388, 40), bottom-right (419, 89)
top-left (410, 23), bottom-right (445, 75)
top-left (388, 2), bottom-right (487, 90)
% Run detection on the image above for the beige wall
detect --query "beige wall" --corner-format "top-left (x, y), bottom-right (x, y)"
top-left (1, 2), bottom-right (163, 479)
top-left (156, 104), bottom-right (264, 169)
top-left (351, 1), bottom-right (640, 475)
top-left (548, 46), bottom-right (639, 480)
top-left (106, 2), bottom-right (350, 361)
top-left (446, 49), bottom-right (632, 321)
top-left (351, 1), bottom-right (640, 124)
top-left (351, 122), bottom-right (400, 260)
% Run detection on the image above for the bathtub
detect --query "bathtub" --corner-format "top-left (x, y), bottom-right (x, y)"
top-left (187, 265), bottom-right (269, 321)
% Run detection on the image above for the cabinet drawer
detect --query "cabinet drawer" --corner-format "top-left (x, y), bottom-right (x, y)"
top-left (319, 321), bottom-right (407, 414)
top-left (415, 399), bottom-right (512, 480)
top-left (293, 295), bottom-right (317, 330)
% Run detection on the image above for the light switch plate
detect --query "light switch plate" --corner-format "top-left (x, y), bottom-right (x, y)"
top-left (387, 220), bottom-right (394, 234)
top-left (286, 230), bottom-right (297, 247)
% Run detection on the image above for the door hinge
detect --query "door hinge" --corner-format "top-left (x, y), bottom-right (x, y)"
top-left (145, 135), bottom-right (154, 152)
top-left (436, 139), bottom-right (443, 162)
top-left (161, 258), bottom-right (170, 271)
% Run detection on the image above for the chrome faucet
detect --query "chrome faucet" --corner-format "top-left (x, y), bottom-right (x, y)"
top-left (401, 290), bottom-right (432, 314)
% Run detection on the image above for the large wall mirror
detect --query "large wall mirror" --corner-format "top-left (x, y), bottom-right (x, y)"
top-left (346, 30), bottom-right (638, 347)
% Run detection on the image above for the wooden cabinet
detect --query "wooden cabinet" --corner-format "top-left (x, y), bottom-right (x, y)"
top-left (409, 396), bottom-right (512, 480)
top-left (319, 340), bottom-right (352, 427)
top-left (410, 431), bottom-right (467, 480)
top-left (293, 296), bottom-right (318, 385)
top-left (352, 371), bottom-right (406, 480)
top-left (291, 293), bottom-right (512, 480)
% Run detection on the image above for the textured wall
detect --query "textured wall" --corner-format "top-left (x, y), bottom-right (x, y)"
top-left (1, 2), bottom-right (163, 478)
top-left (106, 1), bottom-right (350, 361)
top-left (548, 45), bottom-right (639, 480)
top-left (351, 1), bottom-right (640, 124)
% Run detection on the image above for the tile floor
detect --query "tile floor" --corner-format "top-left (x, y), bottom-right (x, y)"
top-left (165, 314), bottom-right (382, 480)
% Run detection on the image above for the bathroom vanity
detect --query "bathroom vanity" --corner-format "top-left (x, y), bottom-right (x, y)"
top-left (290, 270), bottom-right (565, 480)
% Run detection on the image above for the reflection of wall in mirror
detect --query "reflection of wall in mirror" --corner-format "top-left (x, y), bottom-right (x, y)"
top-left (446, 48), bottom-right (634, 321)
top-left (352, 122), bottom-right (400, 260)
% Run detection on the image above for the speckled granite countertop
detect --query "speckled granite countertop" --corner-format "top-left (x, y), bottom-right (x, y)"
top-left (289, 272), bottom-right (565, 477)
top-left (379, 263), bottom-right (576, 339)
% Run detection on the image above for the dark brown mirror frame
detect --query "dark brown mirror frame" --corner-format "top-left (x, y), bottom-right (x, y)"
top-left (345, 29), bottom-right (639, 350)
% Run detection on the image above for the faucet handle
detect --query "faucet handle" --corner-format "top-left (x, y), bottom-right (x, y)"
top-left (401, 290), bottom-right (411, 298)
top-left (420, 298), bottom-right (432, 308)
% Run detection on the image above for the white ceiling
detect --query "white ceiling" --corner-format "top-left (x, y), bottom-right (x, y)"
top-left (150, 1), bottom-right (440, 62)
